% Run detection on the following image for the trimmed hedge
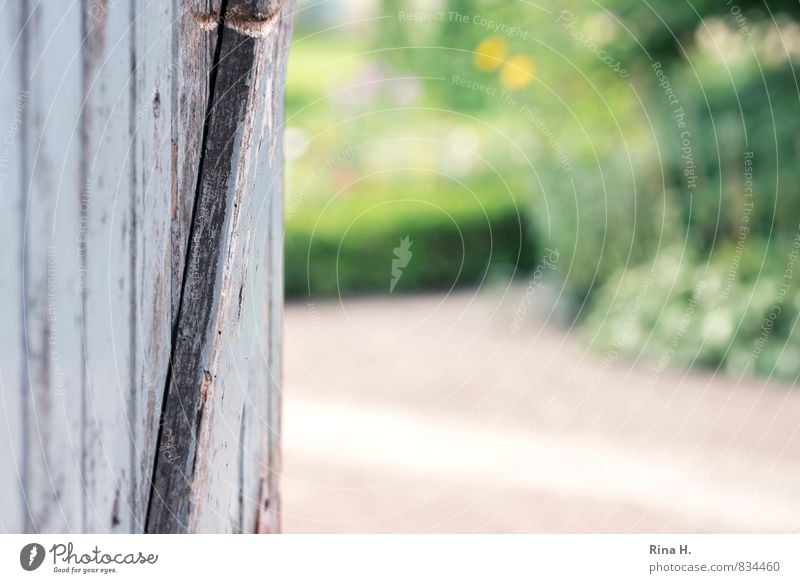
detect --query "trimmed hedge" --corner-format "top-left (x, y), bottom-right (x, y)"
top-left (285, 189), bottom-right (535, 298)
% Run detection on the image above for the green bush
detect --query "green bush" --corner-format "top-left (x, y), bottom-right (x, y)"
top-left (576, 22), bottom-right (800, 381)
top-left (285, 187), bottom-right (535, 298)
top-left (653, 59), bottom-right (800, 246)
top-left (582, 241), bottom-right (800, 381)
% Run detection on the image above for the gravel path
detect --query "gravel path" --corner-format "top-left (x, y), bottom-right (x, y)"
top-left (281, 288), bottom-right (800, 532)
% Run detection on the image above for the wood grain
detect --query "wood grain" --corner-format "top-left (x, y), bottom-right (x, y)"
top-left (80, 0), bottom-right (137, 533)
top-left (146, 0), bottom-right (294, 534)
top-left (0, 0), bottom-right (292, 534)
top-left (0, 0), bottom-right (25, 535)
top-left (20, 0), bottom-right (86, 533)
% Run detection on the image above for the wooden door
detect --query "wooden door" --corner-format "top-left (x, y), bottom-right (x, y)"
top-left (0, 0), bottom-right (293, 534)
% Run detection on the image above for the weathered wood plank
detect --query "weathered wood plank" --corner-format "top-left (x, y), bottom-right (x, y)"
top-left (0, 0), bottom-right (290, 534)
top-left (210, 0), bottom-right (293, 534)
top-left (260, 5), bottom-right (293, 533)
top-left (146, 0), bottom-right (293, 533)
top-left (80, 0), bottom-right (137, 534)
top-left (171, 0), bottom-right (223, 336)
top-left (128, 0), bottom-right (176, 533)
top-left (0, 0), bottom-right (26, 534)
top-left (128, 0), bottom-right (232, 533)
top-left (20, 0), bottom-right (86, 533)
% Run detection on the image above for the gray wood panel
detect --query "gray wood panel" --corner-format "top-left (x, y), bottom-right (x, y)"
top-left (0, 0), bottom-right (26, 535)
top-left (146, 0), bottom-right (293, 534)
top-left (0, 0), bottom-right (291, 534)
top-left (81, 0), bottom-right (137, 534)
top-left (21, 0), bottom-right (86, 533)
top-left (129, 0), bottom-right (175, 533)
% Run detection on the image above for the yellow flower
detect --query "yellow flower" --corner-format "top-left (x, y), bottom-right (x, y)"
top-left (500, 54), bottom-right (535, 90)
top-left (473, 36), bottom-right (508, 72)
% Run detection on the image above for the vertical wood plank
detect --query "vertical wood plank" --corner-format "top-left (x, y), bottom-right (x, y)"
top-left (199, 2), bottom-right (293, 533)
top-left (21, 0), bottom-right (86, 533)
top-left (80, 0), bottom-right (139, 533)
top-left (132, 0), bottom-right (223, 531)
top-left (0, 0), bottom-right (290, 534)
top-left (260, 6), bottom-right (293, 533)
top-left (146, 0), bottom-right (294, 533)
top-left (128, 0), bottom-right (175, 532)
top-left (0, 0), bottom-right (26, 534)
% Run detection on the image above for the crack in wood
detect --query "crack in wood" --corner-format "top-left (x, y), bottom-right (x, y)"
top-left (194, 0), bottom-right (287, 38)
top-left (2, 0), bottom-right (291, 535)
top-left (145, 0), bottom-right (232, 534)
top-left (145, 0), bottom-right (289, 534)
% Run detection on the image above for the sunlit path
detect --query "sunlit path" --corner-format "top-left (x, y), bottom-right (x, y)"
top-left (282, 290), bottom-right (800, 533)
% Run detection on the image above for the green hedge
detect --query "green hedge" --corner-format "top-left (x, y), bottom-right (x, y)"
top-left (285, 189), bottom-right (535, 298)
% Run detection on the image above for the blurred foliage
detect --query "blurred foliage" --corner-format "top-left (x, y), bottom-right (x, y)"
top-left (579, 1), bottom-right (800, 381)
top-left (286, 183), bottom-right (534, 297)
top-left (600, 0), bottom-right (800, 62)
top-left (583, 242), bottom-right (800, 380)
top-left (285, 0), bottom-right (800, 381)
top-left (653, 59), bottom-right (800, 245)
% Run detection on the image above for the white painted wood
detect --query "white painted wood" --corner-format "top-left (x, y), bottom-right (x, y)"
top-left (128, 0), bottom-right (176, 532)
top-left (21, 0), bottom-right (86, 533)
top-left (0, 0), bottom-right (292, 534)
top-left (80, 0), bottom-right (137, 534)
top-left (0, 0), bottom-right (26, 535)
top-left (146, 0), bottom-right (294, 533)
